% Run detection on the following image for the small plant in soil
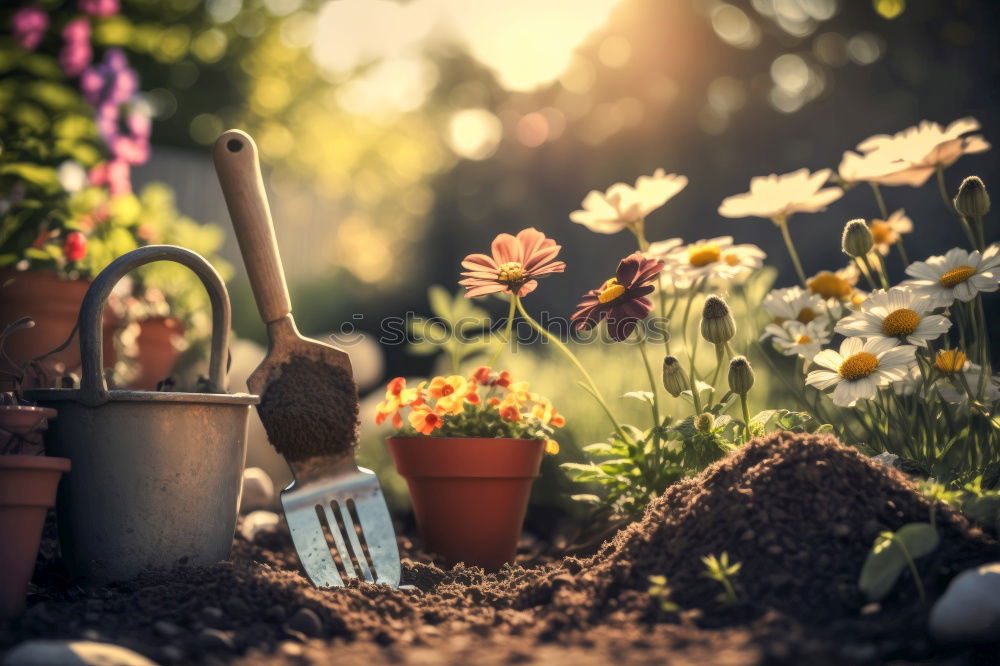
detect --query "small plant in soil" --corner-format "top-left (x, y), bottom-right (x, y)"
top-left (647, 575), bottom-right (680, 613)
top-left (701, 552), bottom-right (742, 604)
top-left (859, 523), bottom-right (939, 602)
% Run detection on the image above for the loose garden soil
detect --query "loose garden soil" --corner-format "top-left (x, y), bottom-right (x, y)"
top-left (4, 432), bottom-right (1000, 665)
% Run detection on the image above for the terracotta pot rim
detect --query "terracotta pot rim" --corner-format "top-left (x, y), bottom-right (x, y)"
top-left (0, 405), bottom-right (57, 419)
top-left (387, 436), bottom-right (544, 478)
top-left (0, 269), bottom-right (90, 284)
top-left (387, 436), bottom-right (543, 444)
top-left (0, 454), bottom-right (71, 471)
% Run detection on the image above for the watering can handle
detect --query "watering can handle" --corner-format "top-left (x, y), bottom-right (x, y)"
top-left (78, 245), bottom-right (231, 407)
top-left (212, 130), bottom-right (292, 326)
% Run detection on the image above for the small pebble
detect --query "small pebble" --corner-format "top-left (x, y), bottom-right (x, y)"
top-left (159, 645), bottom-right (186, 663)
top-left (153, 621), bottom-right (181, 638)
top-left (240, 467), bottom-right (275, 512)
top-left (287, 608), bottom-right (323, 638)
top-left (196, 628), bottom-right (235, 652)
top-left (930, 562), bottom-right (1000, 643)
top-left (1, 640), bottom-right (155, 666)
top-left (201, 606), bottom-right (225, 628)
top-left (240, 511), bottom-right (281, 542)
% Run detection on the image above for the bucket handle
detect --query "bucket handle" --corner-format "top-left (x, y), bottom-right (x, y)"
top-left (78, 245), bottom-right (231, 407)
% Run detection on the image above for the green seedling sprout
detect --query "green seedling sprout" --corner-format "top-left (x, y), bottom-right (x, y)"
top-left (647, 575), bottom-right (679, 613)
top-left (859, 523), bottom-right (939, 602)
top-left (701, 552), bottom-right (741, 604)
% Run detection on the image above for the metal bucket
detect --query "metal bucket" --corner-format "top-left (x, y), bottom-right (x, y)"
top-left (27, 245), bottom-right (258, 583)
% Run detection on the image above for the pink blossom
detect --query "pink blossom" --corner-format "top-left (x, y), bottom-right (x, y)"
top-left (109, 133), bottom-right (150, 165)
top-left (59, 19), bottom-right (92, 77)
top-left (79, 0), bottom-right (119, 17)
top-left (89, 160), bottom-right (131, 196)
top-left (12, 6), bottom-right (48, 51)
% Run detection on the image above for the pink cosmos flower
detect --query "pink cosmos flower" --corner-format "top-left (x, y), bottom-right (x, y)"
top-left (59, 18), bottom-right (92, 77)
top-left (460, 227), bottom-right (566, 298)
top-left (12, 6), bottom-right (48, 51)
top-left (571, 252), bottom-right (664, 341)
top-left (79, 0), bottom-right (120, 17)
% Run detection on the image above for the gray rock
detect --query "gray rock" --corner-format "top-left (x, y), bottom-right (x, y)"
top-left (871, 452), bottom-right (899, 468)
top-left (1, 641), bottom-right (156, 666)
top-left (286, 607), bottom-right (323, 638)
top-left (930, 562), bottom-right (1000, 643)
top-left (240, 467), bottom-right (275, 512)
top-left (239, 510), bottom-right (280, 541)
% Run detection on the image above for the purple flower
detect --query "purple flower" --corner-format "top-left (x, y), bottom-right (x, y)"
top-left (12, 6), bottom-right (48, 51)
top-left (80, 49), bottom-right (136, 108)
top-left (79, 0), bottom-right (120, 17)
top-left (59, 18), bottom-right (92, 77)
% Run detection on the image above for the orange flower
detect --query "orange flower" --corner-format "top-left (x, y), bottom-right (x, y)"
top-left (408, 406), bottom-right (443, 435)
top-left (544, 439), bottom-right (560, 455)
top-left (550, 413), bottom-right (566, 427)
top-left (429, 375), bottom-right (468, 414)
top-left (498, 395), bottom-right (522, 422)
top-left (487, 397), bottom-right (502, 407)
top-left (374, 377), bottom-right (422, 427)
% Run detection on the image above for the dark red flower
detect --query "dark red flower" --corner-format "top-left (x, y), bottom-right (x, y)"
top-left (63, 231), bottom-right (87, 261)
top-left (570, 251), bottom-right (664, 341)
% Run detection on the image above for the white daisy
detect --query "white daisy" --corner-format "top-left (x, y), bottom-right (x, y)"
top-left (718, 168), bottom-right (843, 221)
top-left (760, 319), bottom-right (829, 366)
top-left (903, 245), bottom-right (1000, 308)
top-left (934, 353), bottom-right (1000, 403)
top-left (570, 169), bottom-right (688, 234)
top-left (869, 209), bottom-right (913, 256)
top-left (653, 236), bottom-right (766, 289)
top-left (890, 364), bottom-right (923, 397)
top-left (834, 287), bottom-right (951, 346)
top-left (839, 117), bottom-right (990, 188)
top-left (806, 265), bottom-right (859, 302)
top-left (762, 286), bottom-right (833, 326)
top-left (806, 337), bottom-right (917, 407)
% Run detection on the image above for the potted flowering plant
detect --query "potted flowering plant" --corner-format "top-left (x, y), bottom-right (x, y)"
top-left (1, 3), bottom-right (230, 387)
top-left (0, 317), bottom-right (70, 618)
top-left (378, 365), bottom-right (563, 571)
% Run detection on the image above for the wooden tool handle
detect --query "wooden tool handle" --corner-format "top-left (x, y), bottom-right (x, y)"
top-left (213, 129), bottom-right (292, 325)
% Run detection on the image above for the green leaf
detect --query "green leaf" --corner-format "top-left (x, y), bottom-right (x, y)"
top-left (623, 390), bottom-right (654, 404)
top-left (859, 523), bottom-right (939, 601)
top-left (427, 285), bottom-right (453, 320)
top-left (582, 442), bottom-right (614, 455)
top-left (570, 494), bottom-right (601, 504)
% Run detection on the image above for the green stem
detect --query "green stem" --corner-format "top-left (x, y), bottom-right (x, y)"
top-left (740, 392), bottom-right (751, 444)
top-left (485, 294), bottom-right (518, 370)
top-left (774, 216), bottom-right (807, 286)
top-left (870, 182), bottom-right (889, 219)
top-left (636, 326), bottom-right (661, 428)
top-left (513, 296), bottom-right (631, 443)
top-left (936, 166), bottom-right (978, 249)
top-left (853, 256), bottom-right (878, 291)
top-left (891, 535), bottom-right (926, 601)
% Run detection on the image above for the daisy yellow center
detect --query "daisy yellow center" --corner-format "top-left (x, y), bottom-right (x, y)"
top-left (935, 350), bottom-right (967, 375)
top-left (808, 272), bottom-right (851, 299)
top-left (939, 265), bottom-right (976, 288)
top-left (497, 261), bottom-right (524, 284)
top-left (688, 243), bottom-right (721, 267)
top-left (796, 307), bottom-right (816, 324)
top-left (723, 253), bottom-right (740, 266)
top-left (881, 308), bottom-right (921, 337)
top-left (794, 334), bottom-right (812, 344)
top-left (598, 277), bottom-right (626, 304)
top-left (869, 220), bottom-right (895, 245)
top-left (838, 351), bottom-right (879, 380)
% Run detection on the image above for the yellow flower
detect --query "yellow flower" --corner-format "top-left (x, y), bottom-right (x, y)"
top-left (544, 439), bottom-right (560, 455)
top-left (935, 350), bottom-right (967, 375)
top-left (428, 375), bottom-right (469, 414)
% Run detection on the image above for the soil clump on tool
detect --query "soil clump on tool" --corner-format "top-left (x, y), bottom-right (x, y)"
top-left (257, 357), bottom-right (360, 461)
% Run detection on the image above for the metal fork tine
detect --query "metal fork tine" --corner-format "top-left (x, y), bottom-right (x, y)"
top-left (335, 500), bottom-right (375, 583)
top-left (351, 482), bottom-right (401, 587)
top-left (282, 499), bottom-right (344, 588)
top-left (321, 502), bottom-right (357, 580)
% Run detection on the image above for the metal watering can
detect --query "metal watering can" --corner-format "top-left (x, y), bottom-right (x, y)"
top-left (27, 245), bottom-right (259, 583)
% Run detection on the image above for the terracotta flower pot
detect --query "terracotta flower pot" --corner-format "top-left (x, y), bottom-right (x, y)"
top-left (130, 316), bottom-right (184, 390)
top-left (0, 454), bottom-right (70, 618)
top-left (0, 271), bottom-right (90, 384)
top-left (387, 436), bottom-right (544, 570)
top-left (0, 271), bottom-right (121, 388)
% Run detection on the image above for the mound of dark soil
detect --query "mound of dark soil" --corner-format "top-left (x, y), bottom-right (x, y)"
top-left (2, 432), bottom-right (998, 665)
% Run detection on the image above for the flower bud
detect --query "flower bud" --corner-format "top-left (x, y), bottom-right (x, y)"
top-left (728, 356), bottom-right (755, 395)
top-left (661, 355), bottom-right (688, 398)
top-left (841, 219), bottom-right (873, 258)
top-left (695, 413), bottom-right (714, 433)
top-left (700, 295), bottom-right (736, 344)
top-left (954, 176), bottom-right (990, 217)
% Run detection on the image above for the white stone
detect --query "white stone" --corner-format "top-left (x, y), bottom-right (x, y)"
top-left (1, 641), bottom-right (156, 666)
top-left (240, 466), bottom-right (275, 512)
top-left (930, 562), bottom-right (1000, 644)
top-left (240, 510), bottom-right (280, 541)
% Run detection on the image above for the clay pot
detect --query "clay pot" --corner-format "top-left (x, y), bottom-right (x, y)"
top-left (0, 271), bottom-right (90, 384)
top-left (0, 405), bottom-right (56, 456)
top-left (387, 437), bottom-right (544, 570)
top-left (0, 453), bottom-right (70, 618)
top-left (130, 316), bottom-right (184, 390)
